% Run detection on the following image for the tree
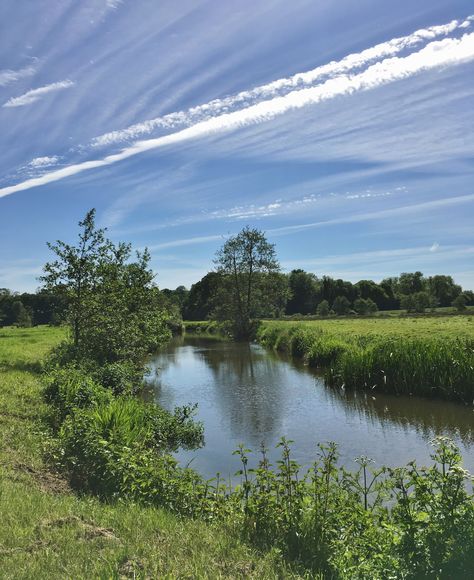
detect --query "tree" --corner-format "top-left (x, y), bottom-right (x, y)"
top-left (182, 272), bottom-right (222, 321)
top-left (353, 298), bottom-right (369, 315)
top-left (12, 300), bottom-right (32, 327)
top-left (286, 269), bottom-right (318, 315)
top-left (316, 299), bottom-right (330, 316)
top-left (452, 294), bottom-right (468, 312)
top-left (214, 226), bottom-right (281, 338)
top-left (366, 298), bottom-right (378, 314)
top-left (332, 295), bottom-right (351, 316)
top-left (42, 209), bottom-right (170, 365)
top-left (398, 272), bottom-right (426, 295)
top-left (427, 275), bottom-right (462, 307)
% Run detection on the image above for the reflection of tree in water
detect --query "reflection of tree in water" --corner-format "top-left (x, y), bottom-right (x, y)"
top-left (194, 339), bottom-right (288, 446)
top-left (328, 386), bottom-right (474, 446)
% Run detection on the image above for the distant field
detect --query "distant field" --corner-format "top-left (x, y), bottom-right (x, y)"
top-left (262, 315), bottom-right (474, 341)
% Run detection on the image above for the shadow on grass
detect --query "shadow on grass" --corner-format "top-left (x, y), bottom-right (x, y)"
top-left (0, 360), bottom-right (43, 374)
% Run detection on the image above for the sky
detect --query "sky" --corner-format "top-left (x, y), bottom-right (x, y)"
top-left (1, 0), bottom-right (473, 292)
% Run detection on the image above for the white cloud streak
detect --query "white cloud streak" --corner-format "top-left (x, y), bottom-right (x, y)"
top-left (268, 193), bottom-right (474, 236)
top-left (92, 18), bottom-right (465, 147)
top-left (1, 27), bottom-right (474, 199)
top-left (29, 156), bottom-right (60, 168)
top-left (0, 65), bottom-right (36, 87)
top-left (3, 80), bottom-right (74, 108)
top-left (145, 195), bottom-right (474, 251)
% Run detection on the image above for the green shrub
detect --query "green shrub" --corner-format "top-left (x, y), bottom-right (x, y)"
top-left (57, 397), bottom-right (203, 496)
top-left (44, 367), bottom-right (113, 425)
top-left (92, 360), bottom-right (143, 395)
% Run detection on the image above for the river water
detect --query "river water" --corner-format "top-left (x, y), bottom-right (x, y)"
top-left (146, 335), bottom-right (474, 481)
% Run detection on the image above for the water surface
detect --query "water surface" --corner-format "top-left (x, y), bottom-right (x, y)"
top-left (146, 335), bottom-right (474, 480)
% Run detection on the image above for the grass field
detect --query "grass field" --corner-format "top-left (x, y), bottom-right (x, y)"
top-left (258, 316), bottom-right (474, 402)
top-left (0, 326), bottom-right (296, 579)
top-left (262, 315), bottom-right (474, 340)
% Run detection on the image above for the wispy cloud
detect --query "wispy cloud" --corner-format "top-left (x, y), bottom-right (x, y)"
top-left (268, 194), bottom-right (474, 236)
top-left (142, 195), bottom-right (474, 252)
top-left (3, 80), bottom-right (74, 108)
top-left (0, 64), bottom-right (36, 87)
top-left (91, 18), bottom-right (466, 148)
top-left (149, 234), bottom-right (227, 251)
top-left (106, 0), bottom-right (123, 9)
top-left (28, 156), bottom-right (60, 168)
top-left (1, 25), bottom-right (474, 198)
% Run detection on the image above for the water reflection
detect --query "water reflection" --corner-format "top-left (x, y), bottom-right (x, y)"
top-left (146, 336), bottom-right (474, 480)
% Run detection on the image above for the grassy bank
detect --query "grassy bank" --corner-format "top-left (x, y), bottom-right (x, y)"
top-left (3, 326), bottom-right (474, 578)
top-left (0, 327), bottom-right (294, 579)
top-left (258, 317), bottom-right (474, 403)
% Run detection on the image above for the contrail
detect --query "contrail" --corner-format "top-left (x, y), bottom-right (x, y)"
top-left (91, 18), bottom-right (466, 147)
top-left (1, 26), bottom-right (474, 199)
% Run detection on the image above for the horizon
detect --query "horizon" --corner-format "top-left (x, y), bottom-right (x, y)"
top-left (1, 1), bottom-right (473, 292)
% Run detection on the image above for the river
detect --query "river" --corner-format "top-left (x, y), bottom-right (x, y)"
top-left (146, 335), bottom-right (474, 481)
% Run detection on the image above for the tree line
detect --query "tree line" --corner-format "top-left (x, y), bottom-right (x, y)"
top-left (165, 266), bottom-right (474, 322)
top-left (2, 224), bottom-right (473, 332)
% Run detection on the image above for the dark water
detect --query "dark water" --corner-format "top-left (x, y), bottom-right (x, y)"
top-left (146, 335), bottom-right (474, 481)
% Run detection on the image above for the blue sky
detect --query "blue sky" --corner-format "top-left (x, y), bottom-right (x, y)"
top-left (1, 0), bottom-right (473, 292)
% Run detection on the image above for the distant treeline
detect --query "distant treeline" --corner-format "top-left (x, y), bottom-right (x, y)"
top-left (0, 288), bottom-right (66, 327)
top-left (3, 270), bottom-right (473, 328)
top-left (163, 270), bottom-right (474, 320)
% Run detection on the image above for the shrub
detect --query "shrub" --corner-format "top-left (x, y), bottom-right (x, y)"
top-left (57, 397), bottom-right (203, 495)
top-left (92, 360), bottom-right (143, 395)
top-left (44, 367), bottom-right (113, 425)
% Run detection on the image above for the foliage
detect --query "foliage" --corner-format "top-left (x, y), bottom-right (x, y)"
top-left (332, 295), bottom-right (351, 315)
top-left (286, 269), bottom-right (318, 315)
top-left (44, 366), bottom-right (113, 425)
top-left (214, 227), bottom-right (285, 338)
top-left (453, 293), bottom-right (468, 311)
top-left (316, 299), bottom-right (330, 316)
top-left (41, 209), bottom-right (171, 366)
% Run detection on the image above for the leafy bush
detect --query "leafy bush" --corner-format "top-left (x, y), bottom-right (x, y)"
top-left (92, 360), bottom-right (143, 395)
top-left (57, 397), bottom-right (203, 495)
top-left (44, 367), bottom-right (113, 425)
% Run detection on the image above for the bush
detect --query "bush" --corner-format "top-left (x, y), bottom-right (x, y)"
top-left (92, 361), bottom-right (143, 395)
top-left (44, 367), bottom-right (113, 425)
top-left (57, 397), bottom-right (203, 495)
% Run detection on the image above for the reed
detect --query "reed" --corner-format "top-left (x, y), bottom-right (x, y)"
top-left (258, 320), bottom-right (474, 402)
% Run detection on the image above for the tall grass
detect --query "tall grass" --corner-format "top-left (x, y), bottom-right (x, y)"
top-left (258, 321), bottom-right (474, 403)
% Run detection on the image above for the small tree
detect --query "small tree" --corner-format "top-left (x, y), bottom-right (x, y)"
top-left (332, 295), bottom-right (351, 316)
top-left (452, 294), bottom-right (468, 312)
top-left (12, 301), bottom-right (32, 327)
top-left (214, 226), bottom-right (281, 338)
top-left (42, 209), bottom-right (170, 365)
top-left (316, 299), bottom-right (330, 317)
top-left (366, 298), bottom-right (378, 314)
top-left (412, 291), bottom-right (431, 313)
top-left (353, 298), bottom-right (369, 315)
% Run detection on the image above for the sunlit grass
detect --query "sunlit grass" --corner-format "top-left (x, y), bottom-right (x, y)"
top-left (0, 326), bottom-right (296, 579)
top-left (259, 317), bottom-right (474, 402)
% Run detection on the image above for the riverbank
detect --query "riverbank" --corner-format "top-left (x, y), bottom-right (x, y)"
top-left (0, 327), bottom-right (293, 579)
top-left (3, 326), bottom-right (474, 578)
top-left (257, 317), bottom-right (474, 403)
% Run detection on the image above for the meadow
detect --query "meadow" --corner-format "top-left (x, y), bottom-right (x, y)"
top-left (0, 327), bottom-right (293, 579)
top-left (258, 316), bottom-right (474, 402)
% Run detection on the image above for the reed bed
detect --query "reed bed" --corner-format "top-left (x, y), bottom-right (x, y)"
top-left (258, 319), bottom-right (474, 403)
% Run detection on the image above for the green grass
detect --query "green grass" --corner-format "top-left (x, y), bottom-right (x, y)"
top-left (258, 317), bottom-right (474, 402)
top-left (0, 326), bottom-right (298, 579)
